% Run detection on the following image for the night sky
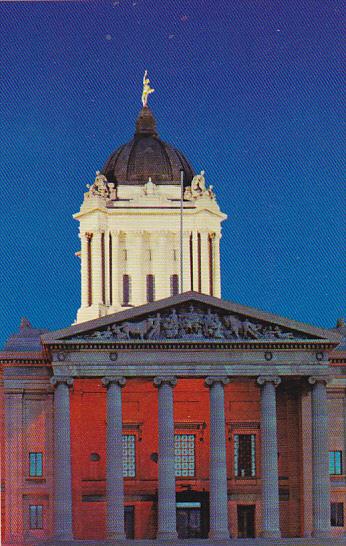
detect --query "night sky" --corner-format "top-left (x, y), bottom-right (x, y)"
top-left (0, 1), bottom-right (344, 345)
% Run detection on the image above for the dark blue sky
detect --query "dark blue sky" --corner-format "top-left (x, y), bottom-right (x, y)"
top-left (0, 0), bottom-right (344, 345)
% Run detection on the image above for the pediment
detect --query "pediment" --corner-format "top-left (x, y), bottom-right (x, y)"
top-left (42, 292), bottom-right (340, 345)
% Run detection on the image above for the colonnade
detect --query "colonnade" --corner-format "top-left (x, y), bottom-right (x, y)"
top-left (50, 375), bottom-right (331, 541)
top-left (79, 229), bottom-right (221, 313)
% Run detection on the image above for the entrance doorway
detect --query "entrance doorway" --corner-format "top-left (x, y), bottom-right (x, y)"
top-left (125, 505), bottom-right (134, 539)
top-left (237, 505), bottom-right (255, 538)
top-left (175, 492), bottom-right (209, 538)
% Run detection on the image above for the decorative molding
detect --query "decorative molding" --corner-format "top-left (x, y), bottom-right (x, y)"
top-left (153, 376), bottom-right (177, 388)
top-left (50, 376), bottom-right (73, 387)
top-left (257, 376), bottom-right (281, 387)
top-left (205, 376), bottom-right (230, 387)
top-left (308, 376), bottom-right (329, 386)
top-left (102, 376), bottom-right (126, 388)
top-left (69, 303), bottom-right (315, 343)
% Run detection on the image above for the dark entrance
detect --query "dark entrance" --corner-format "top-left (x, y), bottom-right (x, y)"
top-left (125, 505), bottom-right (134, 539)
top-left (176, 491), bottom-right (209, 539)
top-left (237, 505), bottom-right (255, 538)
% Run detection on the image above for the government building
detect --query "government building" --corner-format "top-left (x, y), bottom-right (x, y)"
top-left (1, 82), bottom-right (345, 544)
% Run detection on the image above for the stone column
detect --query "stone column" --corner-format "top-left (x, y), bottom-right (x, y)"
top-left (51, 376), bottom-right (74, 540)
top-left (102, 376), bottom-right (126, 540)
top-left (154, 376), bottom-right (178, 540)
top-left (205, 376), bottom-right (230, 540)
top-left (153, 233), bottom-right (169, 301)
top-left (257, 376), bottom-right (281, 538)
top-left (200, 230), bottom-right (210, 294)
top-left (92, 231), bottom-right (103, 306)
top-left (110, 230), bottom-right (120, 309)
top-left (127, 231), bottom-right (143, 306)
top-left (192, 230), bottom-right (199, 291)
top-left (308, 377), bottom-right (331, 538)
top-left (213, 233), bottom-right (221, 298)
top-left (80, 232), bottom-right (89, 308)
top-left (182, 231), bottom-right (191, 292)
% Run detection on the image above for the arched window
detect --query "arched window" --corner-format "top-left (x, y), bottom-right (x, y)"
top-left (122, 274), bottom-right (131, 306)
top-left (170, 274), bottom-right (179, 296)
top-left (146, 274), bottom-right (155, 303)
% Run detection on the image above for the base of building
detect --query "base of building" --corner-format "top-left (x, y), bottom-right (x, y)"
top-left (156, 531), bottom-right (179, 541)
top-left (32, 537), bottom-right (344, 546)
top-left (208, 531), bottom-right (231, 541)
top-left (261, 530), bottom-right (281, 538)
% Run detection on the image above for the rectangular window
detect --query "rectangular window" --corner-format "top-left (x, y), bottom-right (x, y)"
top-left (123, 434), bottom-right (136, 478)
top-left (122, 274), bottom-right (131, 306)
top-left (175, 434), bottom-right (195, 477)
top-left (170, 274), bottom-right (179, 296)
top-left (329, 451), bottom-right (343, 475)
top-left (29, 505), bottom-right (43, 529)
top-left (331, 502), bottom-right (344, 527)
top-left (146, 274), bottom-right (155, 303)
top-left (234, 434), bottom-right (256, 477)
top-left (29, 452), bottom-right (43, 477)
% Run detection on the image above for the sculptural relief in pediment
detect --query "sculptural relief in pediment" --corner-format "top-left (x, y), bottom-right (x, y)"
top-left (70, 303), bottom-right (314, 342)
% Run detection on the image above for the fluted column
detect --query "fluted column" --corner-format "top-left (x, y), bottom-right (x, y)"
top-left (154, 376), bottom-right (178, 540)
top-left (127, 231), bottom-right (143, 306)
top-left (102, 376), bottom-right (126, 540)
top-left (205, 376), bottom-right (230, 540)
top-left (192, 230), bottom-right (199, 291)
top-left (182, 231), bottom-right (191, 292)
top-left (51, 376), bottom-right (74, 540)
top-left (92, 231), bottom-right (103, 306)
top-left (80, 232), bottom-right (89, 308)
top-left (153, 233), bottom-right (169, 301)
top-left (110, 230), bottom-right (120, 308)
top-left (308, 377), bottom-right (331, 538)
top-left (213, 233), bottom-right (221, 298)
top-left (200, 231), bottom-right (210, 294)
top-left (257, 376), bottom-right (281, 538)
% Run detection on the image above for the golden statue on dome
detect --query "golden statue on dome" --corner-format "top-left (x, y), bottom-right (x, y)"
top-left (141, 70), bottom-right (155, 107)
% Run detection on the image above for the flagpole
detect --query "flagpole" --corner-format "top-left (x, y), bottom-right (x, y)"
top-left (180, 169), bottom-right (184, 293)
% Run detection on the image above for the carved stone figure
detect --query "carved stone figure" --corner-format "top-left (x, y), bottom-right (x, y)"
top-left (87, 171), bottom-right (110, 199)
top-left (141, 70), bottom-right (155, 107)
top-left (72, 303), bottom-right (306, 342)
top-left (191, 171), bottom-right (206, 195)
top-left (120, 318), bottom-right (155, 340)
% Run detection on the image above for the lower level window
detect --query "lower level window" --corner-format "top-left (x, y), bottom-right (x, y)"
top-left (29, 505), bottom-right (43, 529)
top-left (331, 502), bottom-right (344, 527)
top-left (175, 434), bottom-right (195, 477)
top-left (123, 435), bottom-right (136, 477)
top-left (234, 434), bottom-right (256, 477)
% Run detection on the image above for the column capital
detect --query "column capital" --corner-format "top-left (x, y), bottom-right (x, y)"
top-left (84, 232), bottom-right (93, 240)
top-left (50, 376), bottom-right (74, 387)
top-left (154, 376), bottom-right (177, 388)
top-left (205, 376), bottom-right (230, 387)
top-left (102, 376), bottom-right (126, 388)
top-left (257, 375), bottom-right (281, 387)
top-left (308, 376), bottom-right (329, 386)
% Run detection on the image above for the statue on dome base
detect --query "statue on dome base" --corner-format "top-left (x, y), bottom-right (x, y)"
top-left (141, 70), bottom-right (155, 107)
top-left (184, 170), bottom-right (216, 201)
top-left (86, 171), bottom-right (117, 200)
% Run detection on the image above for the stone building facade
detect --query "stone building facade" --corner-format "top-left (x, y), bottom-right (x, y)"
top-left (0, 105), bottom-right (345, 544)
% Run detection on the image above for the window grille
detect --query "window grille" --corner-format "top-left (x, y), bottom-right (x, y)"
top-left (329, 451), bottom-right (343, 475)
top-left (123, 435), bottom-right (136, 477)
top-left (29, 505), bottom-right (43, 529)
top-left (331, 502), bottom-right (344, 527)
top-left (234, 434), bottom-right (256, 477)
top-left (29, 452), bottom-right (43, 477)
top-left (175, 434), bottom-right (195, 477)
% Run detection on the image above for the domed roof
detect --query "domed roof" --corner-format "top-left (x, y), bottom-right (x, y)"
top-left (102, 107), bottom-right (194, 186)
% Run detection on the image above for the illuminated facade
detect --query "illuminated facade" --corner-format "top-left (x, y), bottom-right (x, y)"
top-left (1, 103), bottom-right (345, 544)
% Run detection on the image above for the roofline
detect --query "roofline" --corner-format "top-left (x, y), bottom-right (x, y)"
top-left (41, 291), bottom-right (342, 344)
